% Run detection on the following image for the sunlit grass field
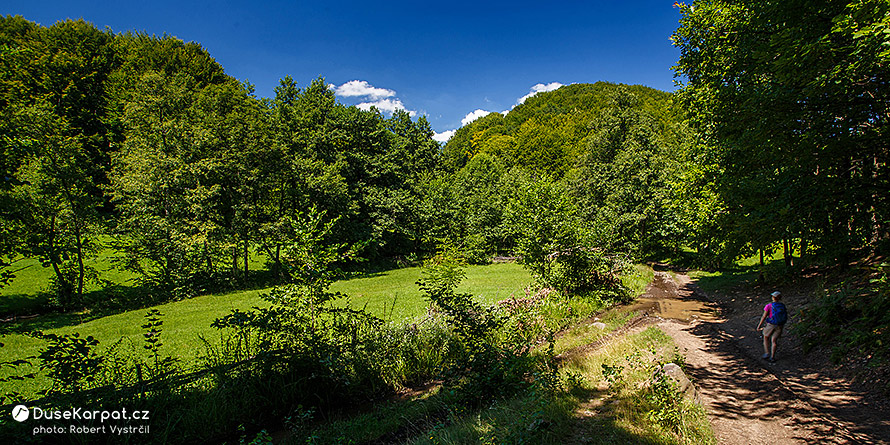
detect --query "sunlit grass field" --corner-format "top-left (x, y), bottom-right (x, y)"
top-left (0, 262), bottom-right (533, 399)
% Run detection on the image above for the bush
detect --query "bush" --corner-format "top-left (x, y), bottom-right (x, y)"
top-left (418, 250), bottom-right (559, 405)
top-left (502, 176), bottom-right (631, 301)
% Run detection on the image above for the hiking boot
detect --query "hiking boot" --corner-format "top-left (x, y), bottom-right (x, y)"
top-left (768, 357), bottom-right (776, 363)
top-left (762, 353), bottom-right (770, 359)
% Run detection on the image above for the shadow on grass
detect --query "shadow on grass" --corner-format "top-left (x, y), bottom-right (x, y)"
top-left (302, 384), bottom-right (668, 445)
top-left (571, 416), bottom-right (665, 445)
top-left (0, 268), bottom-right (288, 332)
top-left (691, 266), bottom-right (759, 295)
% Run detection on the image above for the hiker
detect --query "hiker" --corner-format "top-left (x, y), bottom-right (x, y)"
top-left (756, 291), bottom-right (788, 362)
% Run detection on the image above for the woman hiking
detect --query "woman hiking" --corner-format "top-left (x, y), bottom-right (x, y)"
top-left (756, 291), bottom-right (788, 362)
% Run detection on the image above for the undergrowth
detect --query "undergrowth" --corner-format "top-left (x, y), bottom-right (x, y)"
top-left (795, 264), bottom-right (890, 371)
top-left (0, 239), bottom-right (685, 444)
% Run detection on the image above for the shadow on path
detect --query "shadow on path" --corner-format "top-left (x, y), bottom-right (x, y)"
top-left (671, 276), bottom-right (890, 444)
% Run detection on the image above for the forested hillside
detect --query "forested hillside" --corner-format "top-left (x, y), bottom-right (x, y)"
top-left (0, 16), bottom-right (700, 311)
top-left (438, 82), bottom-right (697, 261)
top-left (1, 3), bottom-right (889, 441)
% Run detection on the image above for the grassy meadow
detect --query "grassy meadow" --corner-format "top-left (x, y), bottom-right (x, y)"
top-left (0, 262), bottom-right (533, 399)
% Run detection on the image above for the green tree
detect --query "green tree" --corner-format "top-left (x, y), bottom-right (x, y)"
top-left (502, 170), bottom-right (626, 297)
top-left (673, 0), bottom-right (890, 261)
top-left (567, 87), bottom-right (682, 258)
top-left (0, 18), bottom-right (116, 306)
top-left (109, 71), bottom-right (204, 289)
top-left (264, 77), bottom-right (441, 264)
top-left (110, 70), bottom-right (267, 290)
top-left (12, 104), bottom-right (101, 306)
top-left (258, 76), bottom-right (351, 277)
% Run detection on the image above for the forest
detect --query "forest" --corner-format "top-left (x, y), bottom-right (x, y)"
top-left (1, 0), bottom-right (888, 442)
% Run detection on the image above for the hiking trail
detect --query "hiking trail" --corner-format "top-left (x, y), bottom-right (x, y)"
top-left (576, 271), bottom-right (890, 444)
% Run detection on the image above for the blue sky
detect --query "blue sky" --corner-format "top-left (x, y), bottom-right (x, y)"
top-left (5, 0), bottom-right (684, 141)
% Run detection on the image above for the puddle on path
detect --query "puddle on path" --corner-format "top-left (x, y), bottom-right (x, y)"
top-left (629, 272), bottom-right (721, 323)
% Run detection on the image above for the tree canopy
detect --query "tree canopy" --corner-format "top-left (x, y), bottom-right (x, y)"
top-left (0, 17), bottom-right (443, 303)
top-left (672, 0), bottom-right (890, 261)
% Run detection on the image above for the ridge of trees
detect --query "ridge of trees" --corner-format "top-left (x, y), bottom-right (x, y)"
top-left (5, 1), bottom-right (887, 313)
top-left (0, 16), bottom-right (442, 307)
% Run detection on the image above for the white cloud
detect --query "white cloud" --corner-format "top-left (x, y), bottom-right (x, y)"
top-left (433, 82), bottom-right (565, 146)
top-left (357, 98), bottom-right (416, 116)
top-left (461, 109), bottom-right (493, 126)
top-left (432, 109), bottom-right (494, 144)
top-left (333, 80), bottom-right (396, 100)
top-left (517, 82), bottom-right (564, 105)
top-left (332, 80), bottom-right (417, 116)
top-left (433, 130), bottom-right (455, 143)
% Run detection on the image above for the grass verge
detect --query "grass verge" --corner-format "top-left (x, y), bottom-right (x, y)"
top-left (274, 266), bottom-right (715, 445)
top-left (283, 325), bottom-right (715, 445)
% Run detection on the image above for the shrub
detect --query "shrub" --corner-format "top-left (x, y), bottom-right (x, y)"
top-left (503, 176), bottom-right (631, 301)
top-left (418, 249), bottom-right (559, 405)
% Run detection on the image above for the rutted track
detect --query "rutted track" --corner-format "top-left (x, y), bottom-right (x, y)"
top-left (555, 314), bottom-right (657, 364)
top-left (565, 271), bottom-right (890, 444)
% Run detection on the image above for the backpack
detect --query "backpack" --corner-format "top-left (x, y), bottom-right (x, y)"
top-left (767, 302), bottom-right (787, 325)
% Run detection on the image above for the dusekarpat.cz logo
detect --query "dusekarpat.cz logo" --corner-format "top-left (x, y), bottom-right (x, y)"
top-left (13, 406), bottom-right (149, 422)
top-left (11, 405), bottom-right (151, 435)
top-left (12, 405), bottom-right (29, 422)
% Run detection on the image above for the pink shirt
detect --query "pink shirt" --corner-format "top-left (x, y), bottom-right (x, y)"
top-left (763, 302), bottom-right (783, 324)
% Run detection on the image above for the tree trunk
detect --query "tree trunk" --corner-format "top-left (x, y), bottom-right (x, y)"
top-left (232, 246), bottom-right (239, 281)
top-left (206, 241), bottom-right (214, 273)
top-left (48, 214), bottom-right (73, 307)
top-left (759, 248), bottom-right (765, 283)
top-left (870, 154), bottom-right (887, 251)
top-left (72, 215), bottom-right (85, 305)
top-left (243, 238), bottom-right (249, 281)
top-left (783, 238), bottom-right (793, 267)
top-left (275, 244), bottom-right (280, 269)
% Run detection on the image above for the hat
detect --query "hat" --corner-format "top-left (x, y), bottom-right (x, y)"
top-left (771, 291), bottom-right (781, 298)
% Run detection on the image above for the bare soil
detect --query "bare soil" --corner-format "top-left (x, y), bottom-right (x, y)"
top-left (635, 271), bottom-right (890, 444)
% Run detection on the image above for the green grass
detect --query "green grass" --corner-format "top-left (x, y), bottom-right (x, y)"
top-left (332, 262), bottom-right (533, 321)
top-left (556, 326), bottom-right (716, 445)
top-left (622, 263), bottom-right (656, 297)
top-left (552, 310), bottom-right (636, 355)
top-left (0, 287), bottom-right (269, 399)
top-left (304, 324), bottom-right (715, 445)
top-left (687, 268), bottom-right (757, 295)
top-left (0, 254), bottom-right (140, 315)
top-left (0, 262), bottom-right (532, 400)
top-left (688, 251), bottom-right (794, 295)
top-left (2, 259), bottom-right (714, 443)
top-left (296, 263), bottom-right (714, 445)
top-left (0, 239), bottom-right (269, 315)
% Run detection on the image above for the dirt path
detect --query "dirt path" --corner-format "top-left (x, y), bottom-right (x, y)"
top-left (626, 272), bottom-right (889, 445)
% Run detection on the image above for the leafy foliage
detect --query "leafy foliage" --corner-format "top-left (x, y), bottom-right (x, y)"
top-left (673, 0), bottom-right (890, 261)
top-left (418, 249), bottom-right (559, 404)
top-left (211, 208), bottom-right (393, 405)
top-left (503, 173), bottom-right (630, 299)
top-left (796, 268), bottom-right (890, 364)
top-left (31, 332), bottom-right (102, 395)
